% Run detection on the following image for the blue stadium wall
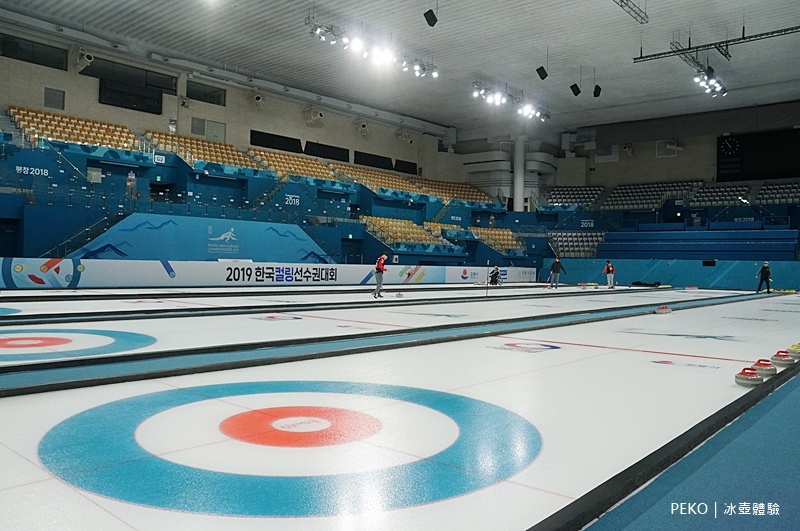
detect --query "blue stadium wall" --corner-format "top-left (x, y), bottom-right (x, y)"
top-left (540, 258), bottom-right (799, 291)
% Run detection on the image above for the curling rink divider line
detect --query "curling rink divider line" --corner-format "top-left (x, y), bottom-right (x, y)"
top-left (0, 291), bottom-right (769, 397)
top-left (0, 291), bottom-right (755, 375)
top-left (496, 337), bottom-right (755, 363)
top-left (0, 283), bottom-right (530, 302)
top-left (531, 357), bottom-right (800, 531)
top-left (0, 289), bottom-right (654, 327)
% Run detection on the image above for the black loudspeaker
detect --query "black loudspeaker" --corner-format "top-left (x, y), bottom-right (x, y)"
top-left (570, 83), bottom-right (581, 96)
top-left (424, 9), bottom-right (438, 27)
top-left (593, 84), bottom-right (602, 97)
top-left (536, 66), bottom-right (548, 80)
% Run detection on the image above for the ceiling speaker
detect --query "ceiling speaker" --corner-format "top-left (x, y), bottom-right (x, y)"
top-left (423, 9), bottom-right (438, 27)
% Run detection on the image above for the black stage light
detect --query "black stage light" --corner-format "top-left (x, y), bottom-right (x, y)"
top-left (593, 84), bottom-right (602, 97)
top-left (536, 66), bottom-right (548, 80)
top-left (424, 9), bottom-right (438, 27)
top-left (570, 83), bottom-right (581, 96)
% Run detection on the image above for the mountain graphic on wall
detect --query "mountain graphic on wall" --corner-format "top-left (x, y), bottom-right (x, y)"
top-left (79, 243), bottom-right (131, 259)
top-left (264, 226), bottom-right (306, 241)
top-left (118, 220), bottom-right (179, 232)
top-left (299, 250), bottom-right (330, 264)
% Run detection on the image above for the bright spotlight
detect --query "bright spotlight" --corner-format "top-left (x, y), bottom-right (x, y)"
top-left (431, 70), bottom-right (438, 78)
top-left (473, 90), bottom-right (479, 97)
top-left (351, 37), bottom-right (363, 52)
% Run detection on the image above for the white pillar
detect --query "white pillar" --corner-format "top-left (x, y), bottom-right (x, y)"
top-left (529, 174), bottom-right (541, 211)
top-left (513, 135), bottom-right (527, 212)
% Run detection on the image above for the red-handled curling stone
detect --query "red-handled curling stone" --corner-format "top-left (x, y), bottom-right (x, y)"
top-left (735, 367), bottom-right (764, 387)
top-left (771, 351), bottom-right (796, 367)
top-left (752, 359), bottom-right (777, 377)
top-left (654, 305), bottom-right (672, 314)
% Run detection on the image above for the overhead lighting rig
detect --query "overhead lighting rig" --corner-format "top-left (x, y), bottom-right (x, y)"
top-left (694, 67), bottom-right (727, 97)
top-left (305, 17), bottom-right (438, 79)
top-left (634, 24), bottom-right (800, 63)
top-left (471, 82), bottom-right (549, 122)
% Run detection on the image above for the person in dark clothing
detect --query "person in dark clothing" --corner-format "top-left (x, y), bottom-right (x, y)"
top-left (602, 260), bottom-right (616, 289)
top-left (489, 266), bottom-right (500, 285)
top-left (372, 253), bottom-right (388, 298)
top-left (548, 258), bottom-right (567, 289)
top-left (756, 261), bottom-right (772, 293)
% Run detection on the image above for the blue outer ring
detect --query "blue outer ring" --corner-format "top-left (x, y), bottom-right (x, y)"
top-left (0, 329), bottom-right (157, 361)
top-left (39, 381), bottom-right (542, 517)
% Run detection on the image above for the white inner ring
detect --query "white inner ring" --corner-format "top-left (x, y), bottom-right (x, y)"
top-left (136, 392), bottom-right (460, 476)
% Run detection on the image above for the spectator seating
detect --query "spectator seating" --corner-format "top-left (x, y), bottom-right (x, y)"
top-left (469, 226), bottom-right (524, 251)
top-left (250, 149), bottom-right (333, 180)
top-left (755, 180), bottom-right (800, 205)
top-left (8, 106), bottom-right (139, 150)
top-left (424, 222), bottom-right (463, 236)
top-left (145, 130), bottom-right (260, 169)
top-left (549, 231), bottom-right (605, 258)
top-left (602, 181), bottom-right (698, 210)
top-left (689, 183), bottom-right (750, 207)
top-left (332, 163), bottom-right (425, 195)
top-left (407, 176), bottom-right (493, 203)
top-left (362, 215), bottom-right (446, 245)
top-left (545, 186), bottom-right (603, 206)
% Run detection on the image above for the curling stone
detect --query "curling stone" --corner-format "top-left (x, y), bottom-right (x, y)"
top-left (395, 292), bottom-right (404, 298)
top-left (654, 305), bottom-right (672, 314)
top-left (752, 358), bottom-right (778, 377)
top-left (787, 343), bottom-right (800, 359)
top-left (771, 350), bottom-right (796, 367)
top-left (735, 367), bottom-right (764, 387)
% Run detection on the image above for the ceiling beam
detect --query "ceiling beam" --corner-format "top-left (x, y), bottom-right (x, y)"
top-left (634, 24), bottom-right (800, 63)
top-left (149, 54), bottom-right (456, 142)
top-left (611, 0), bottom-right (648, 25)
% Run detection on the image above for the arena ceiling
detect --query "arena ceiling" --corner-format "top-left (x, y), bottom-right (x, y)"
top-left (2, 0), bottom-right (800, 136)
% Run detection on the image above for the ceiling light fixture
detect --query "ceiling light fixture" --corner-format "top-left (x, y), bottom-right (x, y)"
top-left (304, 17), bottom-right (439, 80)
top-left (693, 66), bottom-right (727, 97)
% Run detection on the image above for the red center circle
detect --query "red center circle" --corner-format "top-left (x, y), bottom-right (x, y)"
top-left (219, 405), bottom-right (382, 447)
top-left (0, 336), bottom-right (73, 349)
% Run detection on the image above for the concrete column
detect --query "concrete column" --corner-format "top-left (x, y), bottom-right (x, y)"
top-left (513, 135), bottom-right (527, 211)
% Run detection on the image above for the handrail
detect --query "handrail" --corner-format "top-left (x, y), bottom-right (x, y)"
top-left (38, 139), bottom-right (89, 182)
top-left (38, 215), bottom-right (112, 258)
